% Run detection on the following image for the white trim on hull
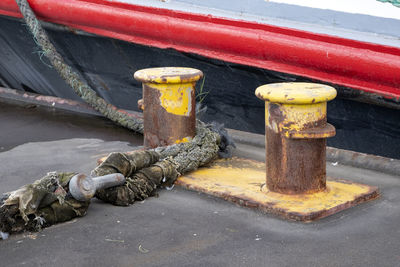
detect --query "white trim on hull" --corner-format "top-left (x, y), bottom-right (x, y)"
top-left (112, 0), bottom-right (400, 48)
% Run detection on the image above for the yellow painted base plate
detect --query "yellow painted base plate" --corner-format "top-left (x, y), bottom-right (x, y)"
top-left (176, 157), bottom-right (379, 222)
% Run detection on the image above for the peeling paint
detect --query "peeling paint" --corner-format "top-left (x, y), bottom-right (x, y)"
top-left (174, 136), bottom-right (192, 144)
top-left (154, 83), bottom-right (192, 116)
top-left (134, 67), bottom-right (202, 148)
top-left (280, 103), bottom-right (326, 132)
top-left (256, 82), bottom-right (337, 104)
top-left (257, 82), bottom-right (337, 195)
top-left (177, 157), bottom-right (380, 221)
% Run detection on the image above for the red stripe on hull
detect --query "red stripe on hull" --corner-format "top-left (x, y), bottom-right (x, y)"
top-left (1, 0), bottom-right (399, 100)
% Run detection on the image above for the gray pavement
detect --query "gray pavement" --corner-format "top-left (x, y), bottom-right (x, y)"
top-left (0, 102), bottom-right (400, 267)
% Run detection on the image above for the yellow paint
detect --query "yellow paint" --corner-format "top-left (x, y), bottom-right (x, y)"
top-left (134, 67), bottom-right (203, 84)
top-left (174, 136), bottom-right (192, 144)
top-left (281, 103), bottom-right (326, 131)
top-left (259, 82), bottom-right (337, 138)
top-left (265, 102), bottom-right (326, 133)
top-left (256, 82), bottom-right (337, 104)
top-left (148, 82), bottom-right (193, 116)
top-left (133, 67), bottom-right (204, 116)
top-left (177, 157), bottom-right (378, 220)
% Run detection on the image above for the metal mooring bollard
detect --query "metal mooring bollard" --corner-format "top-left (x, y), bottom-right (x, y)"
top-left (255, 82), bottom-right (337, 194)
top-left (134, 67), bottom-right (203, 148)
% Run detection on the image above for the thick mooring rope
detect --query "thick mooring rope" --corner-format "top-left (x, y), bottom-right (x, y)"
top-left (0, 0), bottom-right (234, 236)
top-left (0, 123), bottom-right (223, 234)
top-left (14, 0), bottom-right (232, 171)
top-left (15, 0), bottom-right (144, 133)
top-left (93, 123), bottom-right (221, 206)
top-left (14, 0), bottom-right (234, 163)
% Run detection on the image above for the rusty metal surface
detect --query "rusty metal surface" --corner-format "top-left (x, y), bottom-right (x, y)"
top-left (177, 157), bottom-right (380, 222)
top-left (288, 123), bottom-right (336, 139)
top-left (282, 185), bottom-right (380, 221)
top-left (134, 67), bottom-right (202, 148)
top-left (256, 83), bottom-right (338, 195)
top-left (265, 102), bottom-right (329, 194)
top-left (265, 127), bottom-right (327, 194)
top-left (142, 83), bottom-right (196, 148)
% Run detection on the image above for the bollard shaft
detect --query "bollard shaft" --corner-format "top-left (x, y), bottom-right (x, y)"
top-left (134, 67), bottom-right (203, 148)
top-left (142, 81), bottom-right (196, 147)
top-left (265, 118), bottom-right (327, 194)
top-left (256, 82), bottom-right (337, 194)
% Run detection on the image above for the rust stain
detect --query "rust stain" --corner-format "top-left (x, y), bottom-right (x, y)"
top-left (264, 101), bottom-right (330, 194)
top-left (266, 126), bottom-right (327, 194)
top-left (142, 83), bottom-right (195, 148)
top-left (287, 123), bottom-right (336, 139)
top-left (257, 83), bottom-right (339, 195)
top-left (134, 67), bottom-right (202, 148)
top-left (177, 157), bottom-right (380, 222)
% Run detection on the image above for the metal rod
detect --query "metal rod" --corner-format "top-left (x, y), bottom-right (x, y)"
top-left (69, 173), bottom-right (125, 201)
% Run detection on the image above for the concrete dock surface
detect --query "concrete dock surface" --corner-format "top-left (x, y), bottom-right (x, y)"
top-left (0, 102), bottom-right (399, 267)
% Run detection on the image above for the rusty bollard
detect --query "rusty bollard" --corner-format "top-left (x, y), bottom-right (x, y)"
top-left (134, 67), bottom-right (203, 148)
top-left (256, 82), bottom-right (337, 194)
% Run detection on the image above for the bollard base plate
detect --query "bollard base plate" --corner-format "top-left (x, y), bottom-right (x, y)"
top-left (176, 157), bottom-right (379, 222)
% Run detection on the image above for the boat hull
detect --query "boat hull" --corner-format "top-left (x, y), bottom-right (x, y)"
top-left (0, 15), bottom-right (399, 159)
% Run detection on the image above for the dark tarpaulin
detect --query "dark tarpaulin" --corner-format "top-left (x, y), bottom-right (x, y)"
top-left (0, 16), bottom-right (399, 159)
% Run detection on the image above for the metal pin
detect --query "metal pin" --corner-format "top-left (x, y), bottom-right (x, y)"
top-left (69, 173), bottom-right (125, 201)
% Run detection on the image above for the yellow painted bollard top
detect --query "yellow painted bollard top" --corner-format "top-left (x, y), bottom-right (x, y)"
top-left (255, 82), bottom-right (337, 139)
top-left (134, 67), bottom-right (203, 84)
top-left (255, 82), bottom-right (337, 104)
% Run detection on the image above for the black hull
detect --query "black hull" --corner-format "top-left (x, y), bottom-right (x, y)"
top-left (0, 16), bottom-right (399, 159)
